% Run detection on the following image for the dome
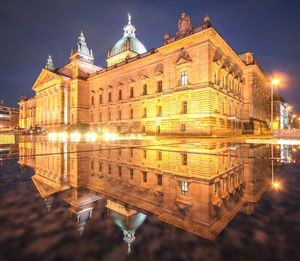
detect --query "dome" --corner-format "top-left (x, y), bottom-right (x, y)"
top-left (110, 36), bottom-right (147, 57)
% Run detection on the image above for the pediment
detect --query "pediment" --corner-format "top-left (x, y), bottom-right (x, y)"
top-left (140, 74), bottom-right (149, 80)
top-left (154, 70), bottom-right (163, 77)
top-left (32, 175), bottom-right (59, 198)
top-left (32, 68), bottom-right (61, 91)
top-left (126, 79), bottom-right (135, 84)
top-left (176, 48), bottom-right (192, 65)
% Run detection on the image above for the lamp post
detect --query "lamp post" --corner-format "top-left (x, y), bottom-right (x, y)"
top-left (271, 79), bottom-right (279, 133)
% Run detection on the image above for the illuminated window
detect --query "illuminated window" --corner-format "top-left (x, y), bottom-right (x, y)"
top-left (180, 181), bottom-right (188, 195)
top-left (182, 153), bottom-right (187, 165)
top-left (130, 169), bottom-right (134, 179)
top-left (157, 105), bottom-right (162, 117)
top-left (157, 174), bottom-right (162, 186)
top-left (157, 81), bottom-right (163, 93)
top-left (143, 84), bottom-right (147, 95)
top-left (119, 89), bottom-right (122, 100)
top-left (130, 87), bottom-right (134, 98)
top-left (108, 92), bottom-right (112, 102)
top-left (180, 71), bottom-right (188, 86)
top-left (143, 171), bottom-right (147, 182)
top-left (181, 101), bottom-right (187, 114)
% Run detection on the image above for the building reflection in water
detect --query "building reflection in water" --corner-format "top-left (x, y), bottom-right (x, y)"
top-left (18, 140), bottom-right (272, 252)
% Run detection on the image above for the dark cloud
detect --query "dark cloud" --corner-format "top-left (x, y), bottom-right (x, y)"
top-left (1, 0), bottom-right (300, 110)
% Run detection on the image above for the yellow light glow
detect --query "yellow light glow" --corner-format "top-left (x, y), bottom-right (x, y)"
top-left (103, 132), bottom-right (118, 141)
top-left (59, 132), bottom-right (68, 142)
top-left (48, 132), bottom-right (57, 141)
top-left (70, 132), bottom-right (81, 142)
top-left (85, 132), bottom-right (97, 142)
top-left (272, 181), bottom-right (281, 190)
top-left (272, 79), bottom-right (279, 85)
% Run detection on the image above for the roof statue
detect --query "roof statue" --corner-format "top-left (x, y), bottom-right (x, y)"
top-left (123, 13), bottom-right (136, 37)
top-left (45, 54), bottom-right (55, 71)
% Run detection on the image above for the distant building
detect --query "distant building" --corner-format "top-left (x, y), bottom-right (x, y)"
top-left (0, 100), bottom-right (19, 132)
top-left (20, 13), bottom-right (271, 135)
top-left (18, 96), bottom-right (36, 129)
top-left (272, 96), bottom-right (289, 130)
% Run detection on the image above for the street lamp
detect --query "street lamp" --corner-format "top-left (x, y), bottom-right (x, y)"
top-left (271, 79), bottom-right (279, 133)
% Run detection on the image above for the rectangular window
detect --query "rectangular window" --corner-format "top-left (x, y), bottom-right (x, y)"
top-left (143, 150), bottom-right (147, 159)
top-left (108, 164), bottom-right (111, 174)
top-left (143, 84), bottom-right (147, 95)
top-left (118, 148), bottom-right (122, 156)
top-left (99, 112), bottom-right (102, 122)
top-left (118, 110), bottom-right (122, 120)
top-left (99, 161), bottom-right (102, 172)
top-left (108, 111), bottom-right (111, 121)
top-left (143, 171), bottom-right (147, 183)
top-left (91, 160), bottom-right (94, 170)
top-left (130, 148), bottom-right (134, 157)
top-left (180, 124), bottom-right (186, 132)
top-left (130, 108), bottom-right (134, 119)
top-left (143, 107), bottom-right (147, 118)
top-left (157, 174), bottom-right (163, 186)
top-left (181, 181), bottom-right (188, 195)
top-left (157, 150), bottom-right (162, 161)
top-left (130, 87), bottom-right (134, 98)
top-left (182, 153), bottom-right (187, 165)
top-left (181, 101), bottom-right (187, 114)
top-left (142, 126), bottom-right (146, 133)
top-left (130, 169), bottom-right (134, 179)
top-left (157, 105), bottom-right (162, 117)
top-left (108, 92), bottom-right (112, 102)
top-left (99, 94), bottom-right (103, 104)
top-left (118, 166), bottom-right (122, 177)
top-left (119, 89), bottom-right (122, 100)
top-left (181, 71), bottom-right (188, 86)
top-left (91, 96), bottom-right (94, 106)
top-left (157, 80), bottom-right (163, 93)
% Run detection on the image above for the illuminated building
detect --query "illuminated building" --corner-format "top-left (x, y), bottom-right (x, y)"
top-left (18, 139), bottom-right (270, 244)
top-left (20, 13), bottom-right (270, 135)
top-left (18, 96), bottom-right (36, 129)
top-left (0, 101), bottom-right (19, 131)
top-left (272, 96), bottom-right (289, 130)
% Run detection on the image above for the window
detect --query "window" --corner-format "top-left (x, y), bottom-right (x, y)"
top-left (91, 96), bottom-right (94, 106)
top-left (157, 150), bottom-right (162, 161)
top-left (157, 105), bottom-right (162, 117)
top-left (118, 148), bottom-right (122, 156)
top-left (99, 94), bottom-right (103, 104)
top-left (181, 181), bottom-right (188, 195)
top-left (156, 125), bottom-right (161, 134)
top-left (143, 84), bottom-right (147, 95)
top-left (99, 112), bottom-right (102, 122)
top-left (214, 70), bottom-right (218, 84)
top-left (157, 80), bottom-right (163, 93)
top-left (99, 161), bottom-right (102, 172)
top-left (130, 169), bottom-right (134, 179)
top-left (143, 150), bottom-right (147, 159)
top-left (182, 153), bottom-right (187, 165)
top-left (143, 107), bottom-right (147, 118)
top-left (108, 164), bottom-right (111, 174)
top-left (108, 111), bottom-right (111, 121)
top-left (91, 160), bottom-right (94, 170)
top-left (119, 89), bottom-right (122, 100)
top-left (180, 124), bottom-right (186, 132)
top-left (181, 101), bottom-right (187, 114)
top-left (108, 92), bottom-right (112, 102)
top-left (118, 166), bottom-right (122, 177)
top-left (157, 174), bottom-right (162, 186)
top-left (143, 171), bottom-right (147, 182)
top-left (180, 71), bottom-right (188, 86)
top-left (130, 87), bottom-right (134, 98)
top-left (130, 108), bottom-right (134, 119)
top-left (118, 110), bottom-right (122, 120)
top-left (142, 126), bottom-right (146, 133)
top-left (130, 148), bottom-right (134, 157)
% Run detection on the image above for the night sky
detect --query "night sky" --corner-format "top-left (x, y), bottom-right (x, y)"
top-left (1, 0), bottom-right (300, 110)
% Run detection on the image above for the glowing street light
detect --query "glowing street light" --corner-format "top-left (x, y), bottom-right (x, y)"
top-left (272, 181), bottom-right (281, 190)
top-left (271, 79), bottom-right (280, 133)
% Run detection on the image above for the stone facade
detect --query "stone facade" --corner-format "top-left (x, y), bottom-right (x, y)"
top-left (20, 13), bottom-right (270, 135)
